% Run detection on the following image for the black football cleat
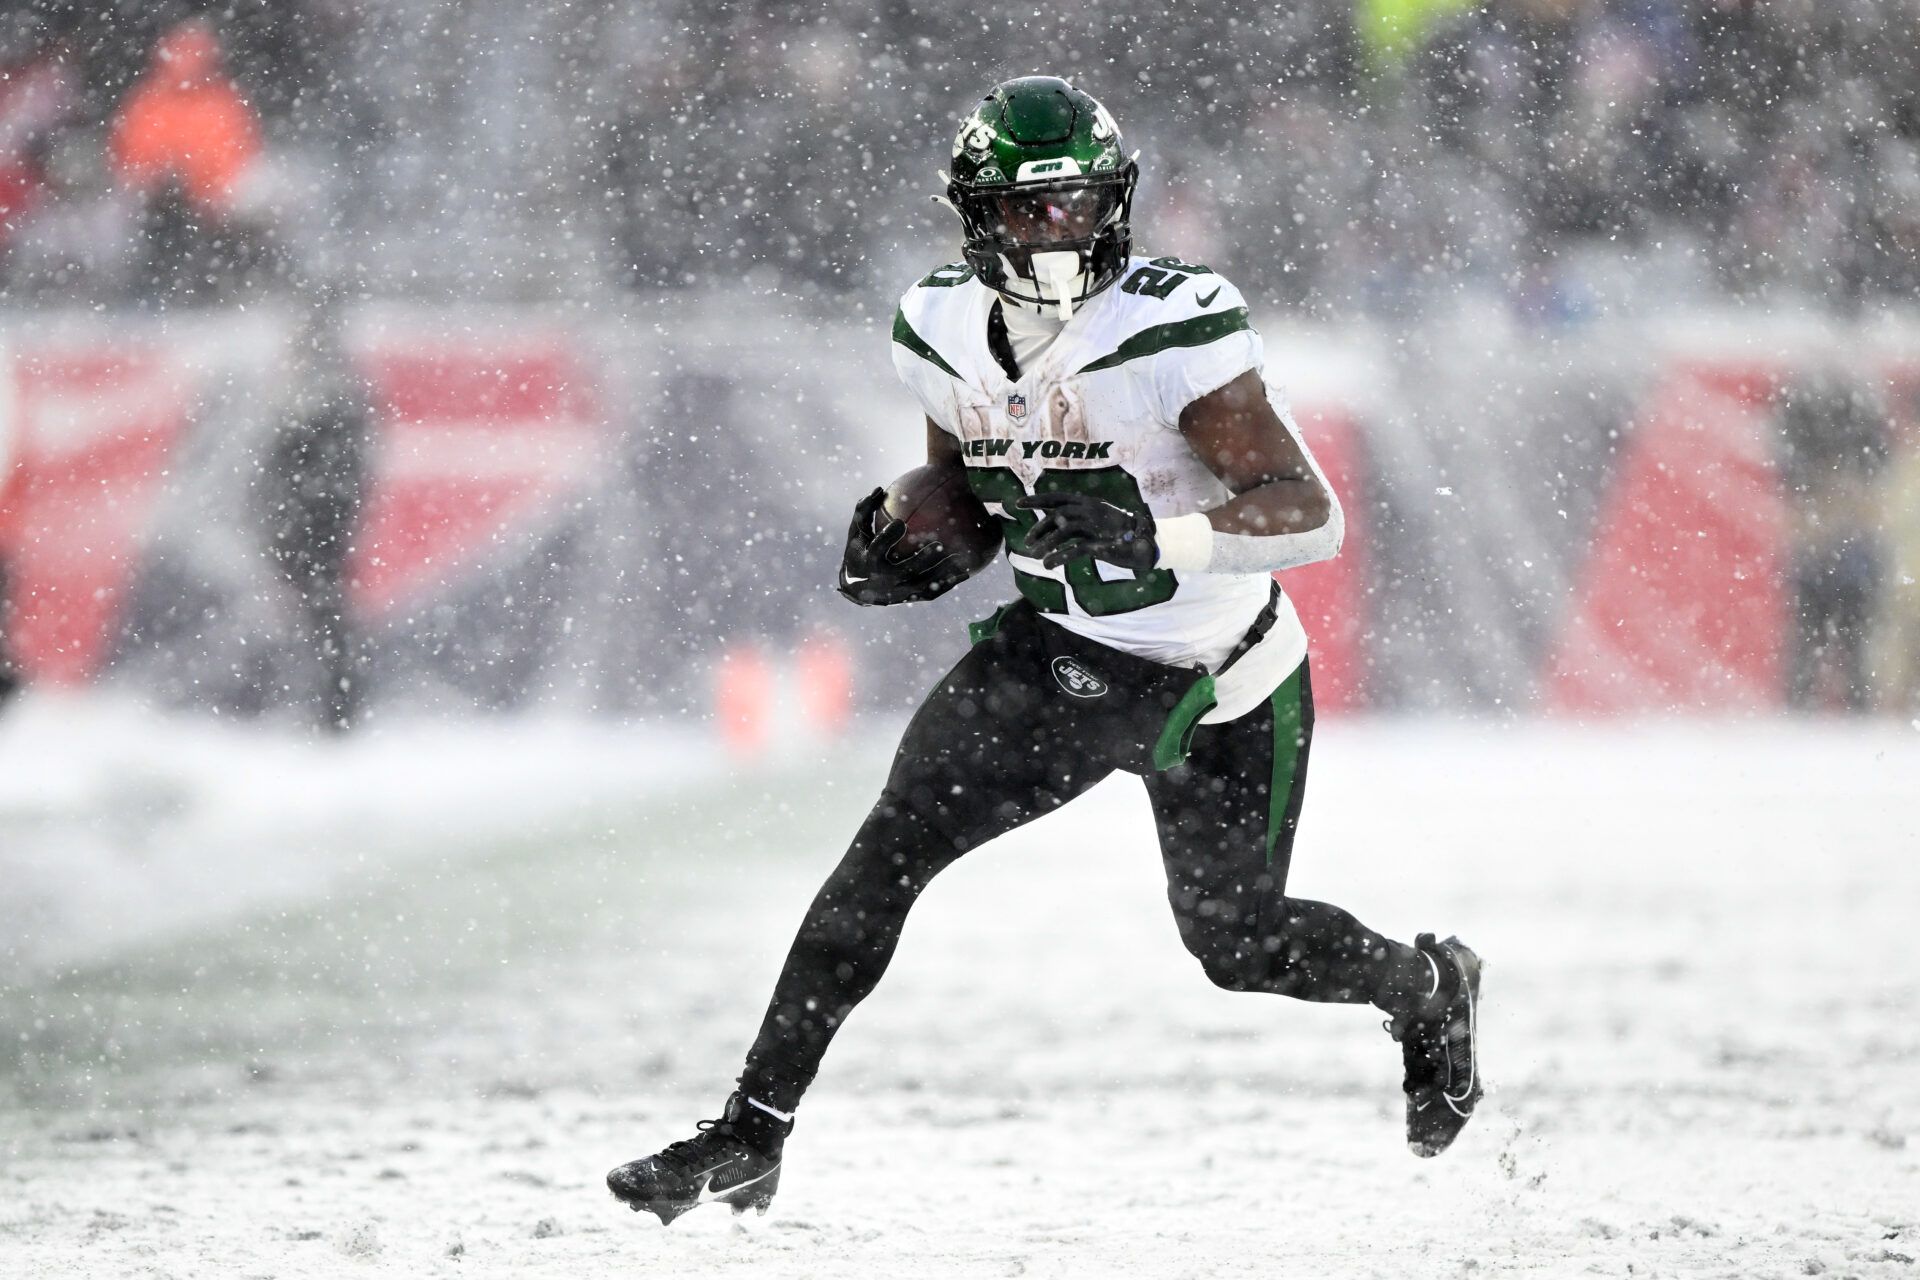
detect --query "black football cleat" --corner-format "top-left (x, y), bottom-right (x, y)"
top-left (1390, 933), bottom-right (1483, 1158)
top-left (607, 1092), bottom-right (789, 1225)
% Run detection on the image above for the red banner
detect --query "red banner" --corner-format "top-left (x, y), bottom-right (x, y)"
top-left (0, 345), bottom-right (193, 683)
top-left (1546, 363), bottom-right (1787, 714)
top-left (349, 336), bottom-right (602, 614)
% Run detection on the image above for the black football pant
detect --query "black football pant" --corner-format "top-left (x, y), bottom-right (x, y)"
top-left (740, 612), bottom-right (1432, 1112)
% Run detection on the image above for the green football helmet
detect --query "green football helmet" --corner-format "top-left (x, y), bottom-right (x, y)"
top-left (942, 76), bottom-right (1139, 319)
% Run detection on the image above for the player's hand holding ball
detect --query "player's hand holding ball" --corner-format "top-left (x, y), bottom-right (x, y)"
top-left (1019, 491), bottom-right (1158, 572)
top-left (836, 466), bottom-right (1004, 606)
top-left (836, 486), bottom-right (966, 607)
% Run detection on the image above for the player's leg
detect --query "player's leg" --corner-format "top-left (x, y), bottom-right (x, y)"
top-left (1143, 661), bottom-right (1430, 1009)
top-left (609, 618), bottom-right (1115, 1222)
top-left (1788, 560), bottom-right (1827, 708)
top-left (0, 553), bottom-right (17, 711)
top-left (747, 629), bottom-right (1119, 1096)
top-left (1140, 660), bottom-right (1482, 1156)
top-left (1832, 554), bottom-right (1876, 713)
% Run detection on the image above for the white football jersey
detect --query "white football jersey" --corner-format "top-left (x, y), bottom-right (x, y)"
top-left (890, 255), bottom-right (1317, 722)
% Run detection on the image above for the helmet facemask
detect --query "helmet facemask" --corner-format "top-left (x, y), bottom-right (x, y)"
top-left (948, 163), bottom-right (1137, 320)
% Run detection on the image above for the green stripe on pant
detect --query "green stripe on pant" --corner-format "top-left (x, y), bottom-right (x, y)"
top-left (1266, 663), bottom-right (1308, 865)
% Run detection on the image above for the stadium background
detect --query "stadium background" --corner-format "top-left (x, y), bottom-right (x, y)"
top-left (2, 5), bottom-right (1918, 1277)
top-left (2, 0), bottom-right (1917, 726)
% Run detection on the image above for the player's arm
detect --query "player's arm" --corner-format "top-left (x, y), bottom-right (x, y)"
top-left (1022, 370), bottom-right (1342, 574)
top-left (926, 416), bottom-right (964, 470)
top-left (835, 418), bottom-right (971, 607)
top-left (1157, 369), bottom-right (1343, 571)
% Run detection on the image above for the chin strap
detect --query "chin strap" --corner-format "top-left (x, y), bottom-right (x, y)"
top-left (994, 250), bottom-right (1090, 320)
top-left (1029, 250), bottom-right (1084, 321)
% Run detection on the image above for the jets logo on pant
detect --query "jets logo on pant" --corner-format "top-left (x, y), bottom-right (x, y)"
top-left (1051, 656), bottom-right (1108, 698)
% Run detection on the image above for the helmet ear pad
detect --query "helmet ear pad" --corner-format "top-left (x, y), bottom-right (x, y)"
top-left (951, 162), bottom-right (1138, 311)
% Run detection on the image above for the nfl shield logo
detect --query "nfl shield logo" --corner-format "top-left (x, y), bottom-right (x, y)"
top-left (1006, 393), bottom-right (1027, 420)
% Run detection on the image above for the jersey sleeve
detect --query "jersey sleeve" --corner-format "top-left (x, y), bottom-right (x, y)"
top-left (1137, 272), bottom-right (1264, 428)
top-left (890, 281), bottom-right (965, 438)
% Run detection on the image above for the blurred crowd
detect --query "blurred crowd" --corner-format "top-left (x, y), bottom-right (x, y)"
top-left (1, 0), bottom-right (1919, 723)
top-left (0, 0), bottom-right (1915, 315)
top-left (0, 3), bottom-right (355, 305)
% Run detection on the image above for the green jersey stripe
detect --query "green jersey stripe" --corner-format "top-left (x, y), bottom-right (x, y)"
top-left (892, 309), bottom-right (963, 380)
top-left (1076, 306), bottom-right (1253, 375)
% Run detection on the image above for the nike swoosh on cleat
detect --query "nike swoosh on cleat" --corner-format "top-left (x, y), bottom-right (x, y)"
top-left (1196, 286), bottom-right (1221, 307)
top-left (699, 1165), bottom-right (775, 1202)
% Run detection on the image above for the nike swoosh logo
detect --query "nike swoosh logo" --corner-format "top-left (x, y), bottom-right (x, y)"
top-left (1196, 286), bottom-right (1221, 308)
top-left (699, 1165), bottom-right (775, 1202)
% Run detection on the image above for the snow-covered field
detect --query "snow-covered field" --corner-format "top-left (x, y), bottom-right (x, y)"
top-left (2, 701), bottom-right (1917, 1278)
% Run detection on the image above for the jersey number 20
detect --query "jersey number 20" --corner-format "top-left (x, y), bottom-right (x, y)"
top-left (967, 466), bottom-right (1178, 617)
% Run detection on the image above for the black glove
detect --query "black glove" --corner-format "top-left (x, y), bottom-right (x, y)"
top-left (837, 487), bottom-right (969, 606)
top-left (1018, 491), bottom-right (1158, 571)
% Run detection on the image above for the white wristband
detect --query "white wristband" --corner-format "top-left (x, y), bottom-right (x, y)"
top-left (1153, 512), bottom-right (1215, 573)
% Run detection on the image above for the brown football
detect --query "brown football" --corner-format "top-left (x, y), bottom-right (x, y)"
top-left (880, 464), bottom-right (1004, 574)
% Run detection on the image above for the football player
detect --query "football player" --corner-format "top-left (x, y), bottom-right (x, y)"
top-left (0, 399), bottom-right (16, 712)
top-left (609, 76), bottom-right (1482, 1224)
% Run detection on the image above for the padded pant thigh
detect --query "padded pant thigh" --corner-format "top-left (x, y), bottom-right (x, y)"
top-left (884, 628), bottom-right (1116, 853)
